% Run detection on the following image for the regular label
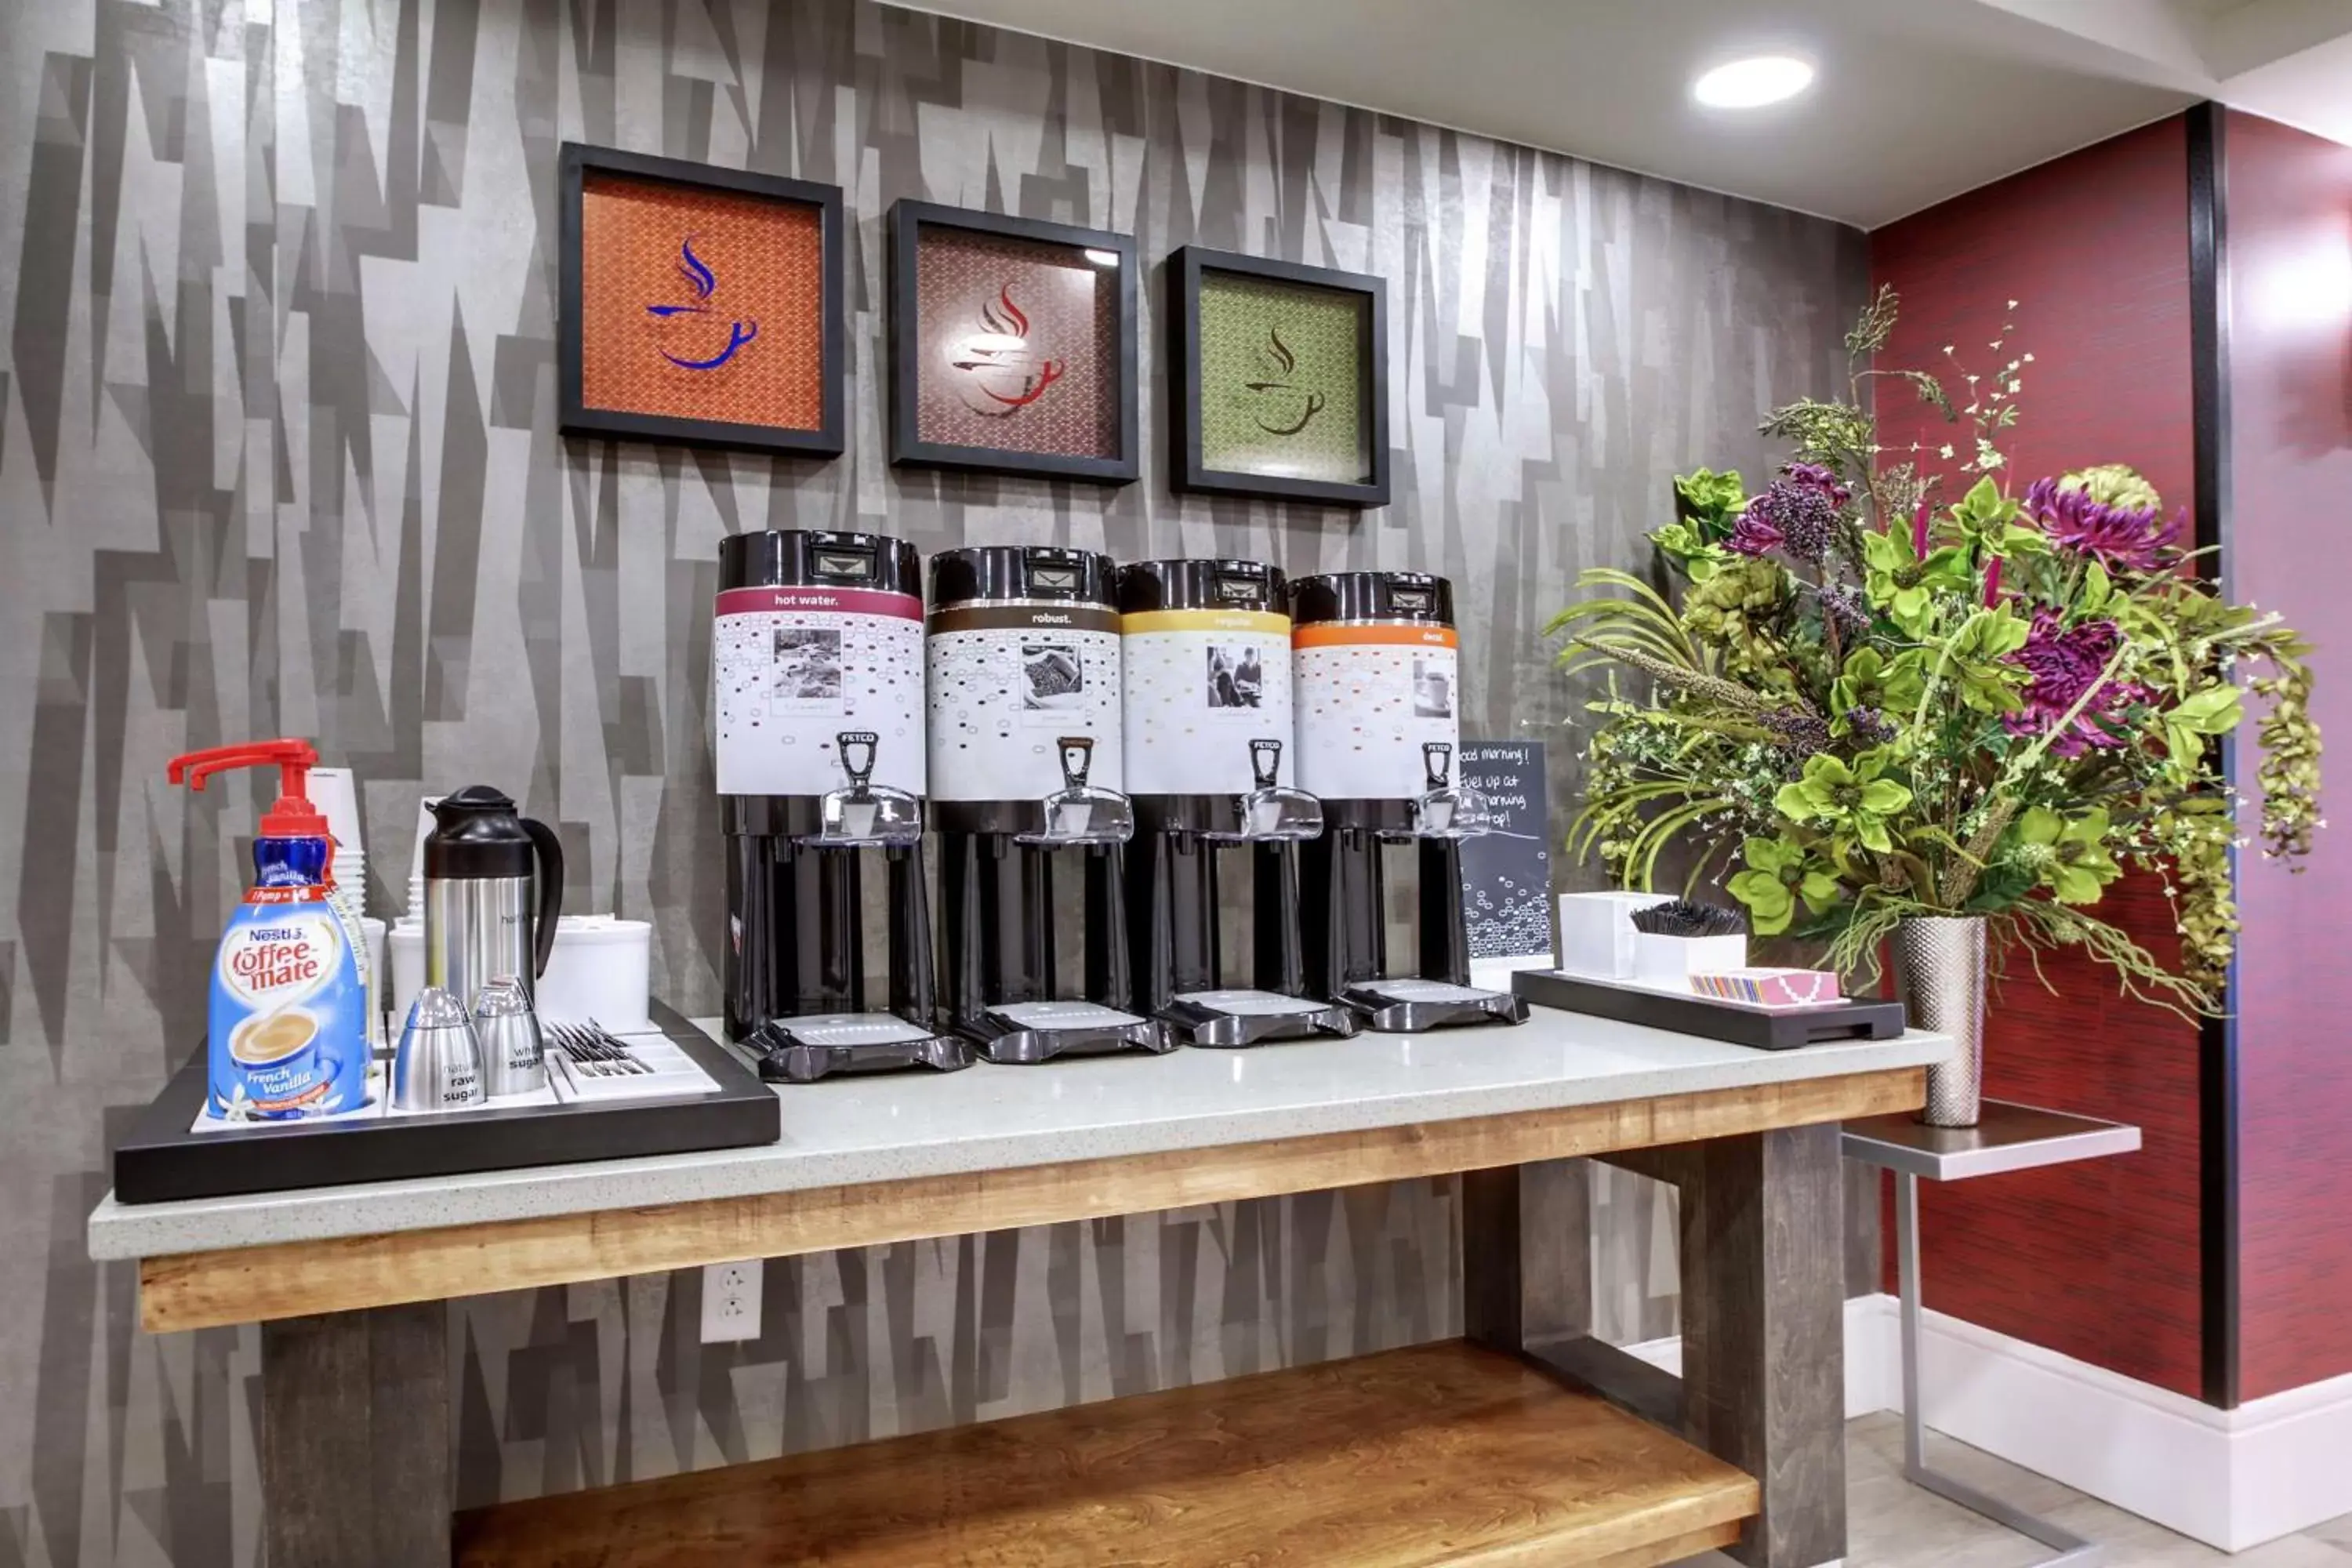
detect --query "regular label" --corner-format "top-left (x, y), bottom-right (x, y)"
top-left (1123, 609), bottom-right (1294, 797)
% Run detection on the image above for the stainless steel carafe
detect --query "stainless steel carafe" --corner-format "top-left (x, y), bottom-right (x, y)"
top-left (423, 785), bottom-right (564, 1011)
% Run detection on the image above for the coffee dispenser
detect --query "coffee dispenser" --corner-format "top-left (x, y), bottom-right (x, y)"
top-left (1118, 559), bottom-right (1356, 1047)
top-left (927, 546), bottom-right (1168, 1063)
top-left (716, 528), bottom-right (967, 1082)
top-left (1290, 572), bottom-right (1528, 1031)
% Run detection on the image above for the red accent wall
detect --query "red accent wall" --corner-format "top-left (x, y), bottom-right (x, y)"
top-left (2222, 108), bottom-right (2352, 1402)
top-left (1870, 116), bottom-right (2208, 1397)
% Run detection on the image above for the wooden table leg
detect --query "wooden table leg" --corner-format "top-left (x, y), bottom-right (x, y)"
top-left (261, 1301), bottom-right (451, 1567)
top-left (1461, 1156), bottom-right (1592, 1352)
top-left (1679, 1123), bottom-right (1846, 1568)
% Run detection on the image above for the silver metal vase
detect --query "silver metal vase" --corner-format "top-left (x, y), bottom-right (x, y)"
top-left (1891, 915), bottom-right (1988, 1128)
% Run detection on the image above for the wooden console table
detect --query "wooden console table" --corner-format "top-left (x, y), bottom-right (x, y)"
top-left (89, 1011), bottom-right (1946, 1567)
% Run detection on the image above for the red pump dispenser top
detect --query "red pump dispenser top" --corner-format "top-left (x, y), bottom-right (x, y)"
top-left (167, 739), bottom-right (329, 838)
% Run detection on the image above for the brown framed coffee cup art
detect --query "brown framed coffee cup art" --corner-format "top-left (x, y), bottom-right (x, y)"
top-left (887, 201), bottom-right (1139, 485)
top-left (558, 143), bottom-right (847, 458)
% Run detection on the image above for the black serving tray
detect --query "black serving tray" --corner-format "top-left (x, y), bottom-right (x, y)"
top-left (1511, 969), bottom-right (1906, 1051)
top-left (111, 1002), bottom-right (779, 1204)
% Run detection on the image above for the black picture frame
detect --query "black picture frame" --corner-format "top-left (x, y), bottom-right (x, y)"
top-left (1169, 245), bottom-right (1391, 508)
top-left (887, 200), bottom-right (1140, 485)
top-left (558, 143), bottom-right (847, 458)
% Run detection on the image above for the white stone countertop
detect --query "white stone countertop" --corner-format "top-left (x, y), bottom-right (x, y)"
top-left (88, 1009), bottom-right (1951, 1262)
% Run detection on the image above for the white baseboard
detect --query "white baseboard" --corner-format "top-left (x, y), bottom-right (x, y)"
top-left (1867, 1294), bottom-right (2352, 1552)
top-left (1620, 1294), bottom-right (1895, 1422)
top-left (1623, 1294), bottom-right (2352, 1552)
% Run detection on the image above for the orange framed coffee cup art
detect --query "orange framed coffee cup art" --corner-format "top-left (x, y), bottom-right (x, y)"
top-left (558, 143), bottom-right (846, 458)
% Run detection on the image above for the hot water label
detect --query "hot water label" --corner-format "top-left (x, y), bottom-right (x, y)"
top-left (208, 892), bottom-right (368, 1120)
top-left (1292, 622), bottom-right (1460, 800)
top-left (1121, 608), bottom-right (1294, 797)
top-left (713, 586), bottom-right (927, 798)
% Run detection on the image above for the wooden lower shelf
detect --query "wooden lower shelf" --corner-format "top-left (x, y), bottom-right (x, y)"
top-left (454, 1339), bottom-right (1757, 1567)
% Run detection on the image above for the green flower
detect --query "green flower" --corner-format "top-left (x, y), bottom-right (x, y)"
top-left (1726, 836), bottom-right (1844, 937)
top-left (1774, 749), bottom-right (1915, 853)
top-left (1860, 528), bottom-right (1972, 637)
top-left (2010, 805), bottom-right (2122, 905)
top-left (1944, 605), bottom-right (2032, 713)
top-left (1831, 648), bottom-right (1926, 724)
top-left (2060, 463), bottom-right (2162, 513)
top-left (1650, 520), bottom-right (1731, 583)
top-left (1949, 474), bottom-right (2046, 559)
top-left (1681, 558), bottom-right (1791, 650)
top-left (1673, 467), bottom-right (1748, 531)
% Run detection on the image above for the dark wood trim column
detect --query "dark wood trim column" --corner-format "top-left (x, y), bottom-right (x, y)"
top-left (2185, 96), bottom-right (2243, 1414)
top-left (261, 1302), bottom-right (451, 1567)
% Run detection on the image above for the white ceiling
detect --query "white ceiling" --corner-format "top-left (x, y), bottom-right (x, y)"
top-left (903, 0), bottom-right (2352, 227)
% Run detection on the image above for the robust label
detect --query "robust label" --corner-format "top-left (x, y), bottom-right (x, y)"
top-left (713, 586), bottom-right (926, 798)
top-left (1122, 608), bottom-right (1294, 797)
top-left (1292, 622), bottom-right (1460, 800)
top-left (927, 608), bottom-right (1123, 801)
top-left (208, 887), bottom-right (369, 1120)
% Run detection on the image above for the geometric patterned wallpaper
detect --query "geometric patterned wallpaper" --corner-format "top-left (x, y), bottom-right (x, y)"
top-left (0, 0), bottom-right (1863, 1561)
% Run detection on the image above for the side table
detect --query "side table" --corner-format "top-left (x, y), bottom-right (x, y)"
top-left (1842, 1102), bottom-right (2143, 1567)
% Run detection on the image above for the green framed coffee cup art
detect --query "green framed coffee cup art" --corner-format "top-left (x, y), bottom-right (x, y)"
top-left (1168, 247), bottom-right (1390, 508)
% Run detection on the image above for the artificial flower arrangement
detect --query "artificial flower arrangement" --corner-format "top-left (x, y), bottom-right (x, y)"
top-left (1550, 289), bottom-right (2321, 1013)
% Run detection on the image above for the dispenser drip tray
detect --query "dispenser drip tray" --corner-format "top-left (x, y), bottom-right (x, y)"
top-left (746, 1012), bottom-right (975, 1083)
top-left (1163, 989), bottom-right (1362, 1048)
top-left (1341, 977), bottom-right (1530, 1033)
top-left (973, 1000), bottom-right (1173, 1065)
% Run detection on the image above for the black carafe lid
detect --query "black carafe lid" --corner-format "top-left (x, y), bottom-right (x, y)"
top-left (425, 786), bottom-right (538, 880)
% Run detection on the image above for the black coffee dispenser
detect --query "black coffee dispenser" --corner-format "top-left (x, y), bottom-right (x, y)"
top-left (927, 546), bottom-right (1169, 1064)
top-left (715, 529), bottom-right (967, 1081)
top-left (1117, 559), bottom-right (1356, 1046)
top-left (1290, 572), bottom-right (1528, 1032)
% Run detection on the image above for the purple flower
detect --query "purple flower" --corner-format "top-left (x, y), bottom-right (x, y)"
top-left (1911, 499), bottom-right (1932, 560)
top-left (1726, 508), bottom-right (1784, 556)
top-left (1820, 583), bottom-right (1871, 639)
top-left (2002, 608), bottom-right (2141, 756)
top-left (1983, 556), bottom-right (2003, 608)
top-left (1842, 706), bottom-right (1896, 745)
top-left (1733, 464), bottom-right (1846, 563)
top-left (2022, 477), bottom-right (2182, 572)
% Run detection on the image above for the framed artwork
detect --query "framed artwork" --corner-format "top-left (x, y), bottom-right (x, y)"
top-left (558, 143), bottom-right (845, 457)
top-left (1169, 247), bottom-right (1389, 508)
top-left (887, 201), bottom-right (1139, 484)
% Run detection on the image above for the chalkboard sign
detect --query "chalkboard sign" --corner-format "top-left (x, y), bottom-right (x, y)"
top-left (1456, 741), bottom-right (1554, 972)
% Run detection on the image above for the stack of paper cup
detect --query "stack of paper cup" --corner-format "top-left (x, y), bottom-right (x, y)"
top-left (308, 767), bottom-right (366, 912)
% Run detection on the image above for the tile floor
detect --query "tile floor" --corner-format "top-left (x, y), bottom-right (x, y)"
top-left (1679, 1413), bottom-right (2352, 1566)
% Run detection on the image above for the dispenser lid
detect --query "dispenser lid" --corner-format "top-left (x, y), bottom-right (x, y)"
top-left (718, 529), bottom-right (921, 597)
top-left (425, 786), bottom-right (537, 879)
top-left (929, 545), bottom-right (1117, 611)
top-left (1289, 571), bottom-right (1455, 628)
top-left (1115, 558), bottom-right (1287, 616)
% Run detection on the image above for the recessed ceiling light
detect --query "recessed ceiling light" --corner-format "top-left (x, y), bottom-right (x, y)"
top-left (1693, 55), bottom-right (1815, 110)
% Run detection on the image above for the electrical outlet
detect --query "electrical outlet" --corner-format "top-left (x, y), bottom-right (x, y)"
top-left (700, 1260), bottom-right (763, 1343)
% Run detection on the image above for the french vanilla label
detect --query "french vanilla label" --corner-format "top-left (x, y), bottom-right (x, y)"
top-left (927, 609), bottom-right (1123, 802)
top-left (1293, 622), bottom-right (1460, 800)
top-left (713, 586), bottom-right (926, 798)
top-left (1122, 608), bottom-right (1294, 797)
